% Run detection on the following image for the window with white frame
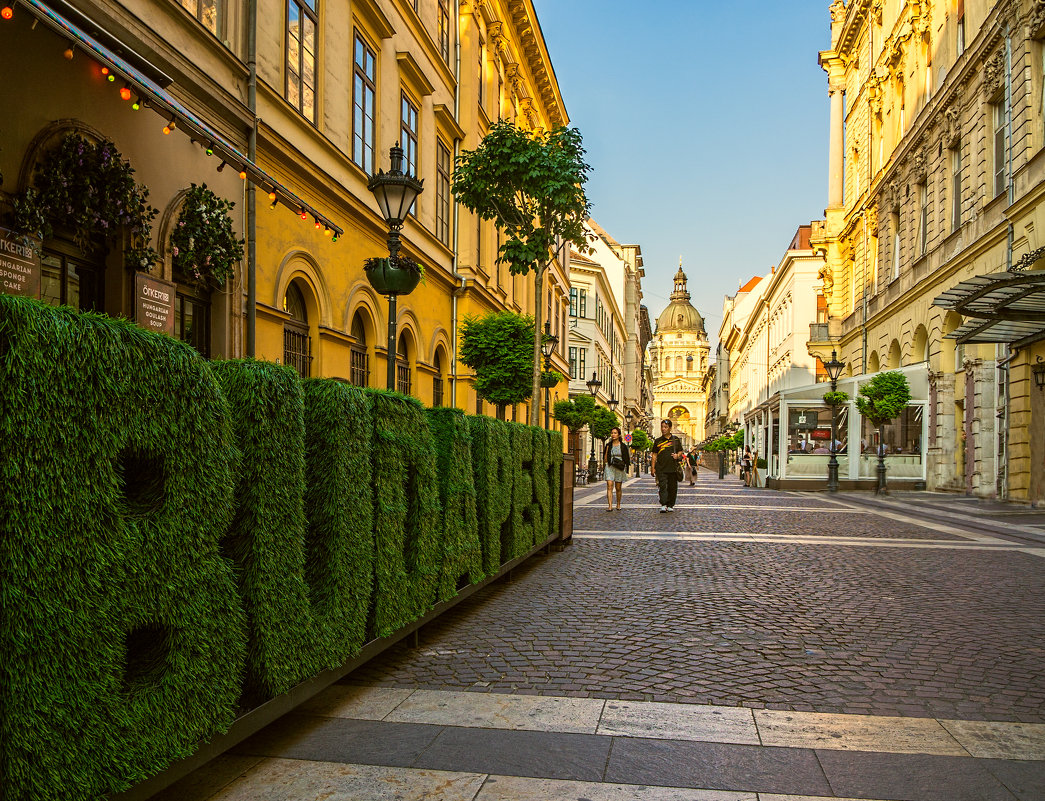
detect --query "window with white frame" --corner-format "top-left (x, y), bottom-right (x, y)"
top-left (401, 93), bottom-right (419, 214)
top-left (918, 182), bottom-right (929, 255)
top-left (287, 0), bottom-right (317, 123)
top-left (438, 0), bottom-right (451, 65)
top-left (352, 32), bottom-right (376, 172)
top-left (951, 139), bottom-right (962, 231)
top-left (435, 140), bottom-right (451, 246)
top-left (993, 96), bottom-right (1009, 198)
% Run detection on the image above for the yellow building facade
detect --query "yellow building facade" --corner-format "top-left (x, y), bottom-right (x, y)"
top-left (811, 0), bottom-right (1045, 499)
top-left (0, 0), bottom-right (571, 429)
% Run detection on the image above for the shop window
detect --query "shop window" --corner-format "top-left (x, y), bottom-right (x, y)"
top-left (860, 405), bottom-right (923, 460)
top-left (788, 406), bottom-right (846, 454)
top-left (283, 282), bottom-right (312, 378)
top-left (40, 250), bottom-right (103, 312)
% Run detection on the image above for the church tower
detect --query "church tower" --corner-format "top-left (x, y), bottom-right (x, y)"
top-left (648, 262), bottom-right (711, 445)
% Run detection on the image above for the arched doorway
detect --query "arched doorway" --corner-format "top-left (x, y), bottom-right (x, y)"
top-left (283, 281), bottom-right (312, 377)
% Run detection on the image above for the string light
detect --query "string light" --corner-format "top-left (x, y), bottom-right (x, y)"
top-left (1, 6), bottom-right (14, 20)
top-left (267, 190), bottom-right (277, 202)
top-left (119, 85), bottom-right (132, 101)
top-left (131, 96), bottom-right (140, 110)
top-left (332, 233), bottom-right (339, 243)
top-left (162, 117), bottom-right (176, 135)
top-left (63, 46), bottom-right (74, 60)
top-left (324, 227), bottom-right (333, 237)
top-left (300, 209), bottom-right (307, 220)
top-left (314, 218), bottom-right (322, 230)
top-left (216, 160), bottom-right (226, 172)
top-left (238, 169), bottom-right (247, 180)
top-left (205, 144), bottom-right (214, 156)
top-left (269, 199), bottom-right (278, 210)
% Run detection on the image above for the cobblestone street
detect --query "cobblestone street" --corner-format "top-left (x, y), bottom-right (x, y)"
top-left (164, 473), bottom-right (1045, 800)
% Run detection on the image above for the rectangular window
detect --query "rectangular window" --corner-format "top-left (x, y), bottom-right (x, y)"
top-left (175, 291), bottom-right (211, 357)
top-left (286, 0), bottom-right (317, 123)
top-left (433, 374), bottom-right (444, 407)
top-left (435, 140), bottom-right (451, 246)
top-left (569, 287), bottom-right (578, 316)
top-left (178, 0), bottom-right (221, 36)
top-left (569, 347), bottom-right (578, 380)
top-left (994, 98), bottom-right (1009, 198)
top-left (477, 41), bottom-right (485, 107)
top-left (401, 93), bottom-right (419, 214)
top-left (957, 1), bottom-right (966, 56)
top-left (350, 347), bottom-right (369, 387)
top-left (438, 0), bottom-right (451, 64)
top-left (918, 183), bottom-right (929, 255)
top-left (353, 33), bottom-right (376, 173)
top-left (951, 140), bottom-right (962, 231)
top-left (476, 215), bottom-right (483, 269)
top-left (579, 289), bottom-right (587, 318)
top-left (891, 211), bottom-right (901, 280)
top-left (579, 348), bottom-right (586, 381)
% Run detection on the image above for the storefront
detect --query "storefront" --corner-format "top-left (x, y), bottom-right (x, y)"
top-left (744, 364), bottom-right (929, 489)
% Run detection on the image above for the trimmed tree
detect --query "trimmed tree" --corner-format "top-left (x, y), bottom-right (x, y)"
top-left (630, 429), bottom-right (651, 452)
top-left (459, 311), bottom-right (535, 415)
top-left (452, 121), bottom-right (592, 426)
top-left (856, 371), bottom-right (912, 495)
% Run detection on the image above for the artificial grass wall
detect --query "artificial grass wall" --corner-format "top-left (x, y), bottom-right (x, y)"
top-left (0, 295), bottom-right (567, 801)
top-left (367, 389), bottom-right (443, 638)
top-left (301, 378), bottom-right (374, 664)
top-left (427, 408), bottom-right (483, 600)
top-left (466, 415), bottom-right (513, 573)
top-left (211, 360), bottom-right (316, 703)
top-left (0, 295), bottom-right (247, 801)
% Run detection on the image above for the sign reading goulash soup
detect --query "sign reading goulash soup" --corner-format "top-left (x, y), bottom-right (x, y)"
top-left (135, 272), bottom-right (176, 335)
top-left (0, 227), bottom-right (42, 298)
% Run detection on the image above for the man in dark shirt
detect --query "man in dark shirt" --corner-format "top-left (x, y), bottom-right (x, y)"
top-left (650, 419), bottom-right (684, 512)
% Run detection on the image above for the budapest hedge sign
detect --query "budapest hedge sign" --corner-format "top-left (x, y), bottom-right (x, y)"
top-left (0, 294), bottom-right (563, 801)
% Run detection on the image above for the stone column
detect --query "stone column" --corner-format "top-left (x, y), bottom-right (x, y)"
top-left (828, 75), bottom-right (845, 209)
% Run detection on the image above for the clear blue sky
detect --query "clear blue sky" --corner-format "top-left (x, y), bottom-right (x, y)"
top-left (531, 0), bottom-right (830, 343)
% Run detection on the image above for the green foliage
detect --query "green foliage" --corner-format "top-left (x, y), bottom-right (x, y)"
top-left (731, 429), bottom-right (745, 448)
top-left (366, 389), bottom-right (443, 638)
top-left (211, 360), bottom-right (316, 703)
top-left (823, 390), bottom-right (850, 407)
top-left (466, 416), bottom-right (513, 573)
top-left (540, 369), bottom-right (565, 388)
top-left (451, 121), bottom-right (592, 276)
top-left (506, 423), bottom-right (536, 560)
top-left (459, 311), bottom-right (536, 408)
top-left (301, 379), bottom-right (374, 666)
top-left (428, 408), bottom-right (483, 600)
top-left (170, 183), bottom-right (244, 287)
top-left (546, 431), bottom-right (564, 539)
top-left (0, 294), bottom-right (246, 800)
top-left (588, 406), bottom-right (618, 441)
top-left (553, 394), bottom-right (595, 431)
top-left (630, 429), bottom-right (652, 451)
top-left (856, 371), bottom-right (912, 425)
top-left (11, 133), bottom-right (158, 269)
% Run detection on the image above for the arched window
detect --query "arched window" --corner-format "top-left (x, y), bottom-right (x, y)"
top-left (350, 310), bottom-right (370, 387)
top-left (283, 282), bottom-right (312, 377)
top-left (396, 332), bottom-right (412, 395)
top-left (675, 355), bottom-right (683, 372)
top-left (433, 348), bottom-right (445, 407)
top-left (686, 354), bottom-right (694, 371)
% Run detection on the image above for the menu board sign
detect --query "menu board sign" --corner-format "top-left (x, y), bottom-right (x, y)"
top-left (0, 227), bottom-right (41, 298)
top-left (135, 272), bottom-right (176, 335)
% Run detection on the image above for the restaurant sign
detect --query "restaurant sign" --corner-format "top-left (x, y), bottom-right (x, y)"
top-left (135, 272), bottom-right (176, 335)
top-left (0, 227), bottom-right (41, 298)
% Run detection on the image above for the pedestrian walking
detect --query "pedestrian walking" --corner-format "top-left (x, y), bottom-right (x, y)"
top-left (686, 446), bottom-right (699, 486)
top-left (603, 426), bottom-right (631, 511)
top-left (742, 446), bottom-right (753, 487)
top-left (651, 419), bottom-right (684, 513)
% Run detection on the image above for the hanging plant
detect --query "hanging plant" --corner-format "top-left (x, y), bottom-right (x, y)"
top-left (169, 183), bottom-right (244, 287)
top-left (10, 133), bottom-right (158, 269)
top-left (822, 390), bottom-right (850, 407)
top-left (540, 370), bottom-right (565, 388)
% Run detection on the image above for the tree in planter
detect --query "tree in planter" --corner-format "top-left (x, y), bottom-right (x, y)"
top-left (459, 311), bottom-right (535, 415)
top-left (552, 395), bottom-right (595, 434)
top-left (170, 184), bottom-right (244, 288)
top-left (588, 406), bottom-right (618, 461)
top-left (452, 121), bottom-right (592, 426)
top-left (855, 371), bottom-right (911, 495)
top-left (630, 429), bottom-right (651, 452)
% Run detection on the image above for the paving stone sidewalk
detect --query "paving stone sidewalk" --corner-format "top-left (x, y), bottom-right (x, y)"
top-left (156, 471), bottom-right (1045, 800)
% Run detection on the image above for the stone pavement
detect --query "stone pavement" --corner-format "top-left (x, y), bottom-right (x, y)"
top-left (156, 472), bottom-right (1045, 801)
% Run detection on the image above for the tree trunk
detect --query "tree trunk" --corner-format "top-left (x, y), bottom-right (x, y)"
top-left (530, 262), bottom-right (546, 427)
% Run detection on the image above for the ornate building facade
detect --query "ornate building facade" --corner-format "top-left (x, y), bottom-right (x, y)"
top-left (809, 0), bottom-right (1045, 499)
top-left (648, 265), bottom-right (710, 445)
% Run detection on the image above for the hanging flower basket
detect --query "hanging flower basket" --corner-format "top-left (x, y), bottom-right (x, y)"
top-left (364, 255), bottom-right (424, 296)
top-left (540, 370), bottom-right (565, 388)
top-left (10, 133), bottom-right (158, 269)
top-left (170, 183), bottom-right (244, 288)
top-left (822, 390), bottom-right (849, 407)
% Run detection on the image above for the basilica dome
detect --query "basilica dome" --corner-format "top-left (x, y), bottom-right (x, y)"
top-left (656, 267), bottom-right (706, 334)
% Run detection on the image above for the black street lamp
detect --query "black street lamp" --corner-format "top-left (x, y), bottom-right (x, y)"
top-left (541, 321), bottom-right (558, 429)
top-left (585, 372), bottom-right (601, 483)
top-left (367, 143), bottom-right (424, 390)
top-left (625, 411), bottom-right (636, 476)
top-left (824, 350), bottom-right (846, 493)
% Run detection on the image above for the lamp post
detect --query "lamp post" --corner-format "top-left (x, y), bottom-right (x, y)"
top-left (625, 411), bottom-right (635, 476)
top-left (366, 143), bottom-right (424, 390)
top-left (585, 372), bottom-right (601, 483)
top-left (541, 321), bottom-right (558, 429)
top-left (825, 350), bottom-right (846, 493)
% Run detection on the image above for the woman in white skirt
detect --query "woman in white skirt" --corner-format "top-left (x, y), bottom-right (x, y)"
top-left (603, 426), bottom-right (631, 511)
